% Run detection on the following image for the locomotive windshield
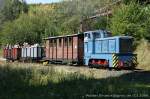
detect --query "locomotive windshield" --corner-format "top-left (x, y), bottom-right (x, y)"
top-left (84, 33), bottom-right (91, 39)
top-left (93, 32), bottom-right (101, 39)
top-left (104, 32), bottom-right (112, 38)
top-left (120, 38), bottom-right (133, 53)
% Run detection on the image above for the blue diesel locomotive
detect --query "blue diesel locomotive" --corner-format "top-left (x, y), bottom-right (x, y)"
top-left (84, 30), bottom-right (137, 69)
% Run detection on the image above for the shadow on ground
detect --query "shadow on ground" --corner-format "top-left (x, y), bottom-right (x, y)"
top-left (0, 65), bottom-right (150, 99)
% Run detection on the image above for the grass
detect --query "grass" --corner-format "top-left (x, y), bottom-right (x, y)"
top-left (135, 39), bottom-right (150, 70)
top-left (0, 63), bottom-right (150, 99)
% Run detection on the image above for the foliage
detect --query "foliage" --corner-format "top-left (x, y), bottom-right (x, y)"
top-left (0, 0), bottom-right (28, 22)
top-left (1, 14), bottom-right (49, 44)
top-left (1, 0), bottom-right (110, 45)
top-left (0, 48), bottom-right (2, 56)
top-left (0, 0), bottom-right (28, 45)
top-left (109, 1), bottom-right (150, 41)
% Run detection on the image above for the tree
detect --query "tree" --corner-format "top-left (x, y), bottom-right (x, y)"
top-left (109, 1), bottom-right (150, 40)
top-left (0, 0), bottom-right (28, 22)
top-left (1, 13), bottom-right (51, 45)
top-left (0, 0), bottom-right (28, 45)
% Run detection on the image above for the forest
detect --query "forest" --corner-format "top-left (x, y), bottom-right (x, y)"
top-left (0, 0), bottom-right (150, 45)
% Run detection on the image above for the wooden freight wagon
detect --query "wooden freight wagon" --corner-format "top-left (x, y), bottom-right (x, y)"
top-left (12, 47), bottom-right (21, 60)
top-left (44, 34), bottom-right (84, 65)
top-left (3, 46), bottom-right (12, 60)
top-left (3, 48), bottom-right (7, 58)
top-left (3, 45), bottom-right (21, 61)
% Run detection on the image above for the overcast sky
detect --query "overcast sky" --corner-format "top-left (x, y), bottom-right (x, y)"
top-left (25, 0), bottom-right (62, 4)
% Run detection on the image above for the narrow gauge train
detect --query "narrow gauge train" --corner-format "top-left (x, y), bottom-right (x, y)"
top-left (3, 44), bottom-right (44, 62)
top-left (3, 29), bottom-right (137, 69)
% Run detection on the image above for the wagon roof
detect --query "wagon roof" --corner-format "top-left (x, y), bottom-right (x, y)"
top-left (43, 33), bottom-right (83, 40)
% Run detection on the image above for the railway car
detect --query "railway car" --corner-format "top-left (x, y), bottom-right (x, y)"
top-left (11, 46), bottom-right (21, 60)
top-left (44, 34), bottom-right (84, 65)
top-left (21, 44), bottom-right (44, 62)
top-left (3, 47), bottom-right (11, 59)
top-left (84, 30), bottom-right (137, 69)
top-left (3, 45), bottom-right (21, 61)
top-left (3, 44), bottom-right (44, 62)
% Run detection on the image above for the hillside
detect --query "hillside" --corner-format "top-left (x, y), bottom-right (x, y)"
top-left (28, 4), bottom-right (58, 15)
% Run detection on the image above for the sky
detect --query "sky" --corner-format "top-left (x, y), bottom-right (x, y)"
top-left (25, 0), bottom-right (62, 4)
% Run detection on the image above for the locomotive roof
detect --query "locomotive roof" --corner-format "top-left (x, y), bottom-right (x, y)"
top-left (43, 33), bottom-right (83, 40)
top-left (112, 36), bottom-right (133, 39)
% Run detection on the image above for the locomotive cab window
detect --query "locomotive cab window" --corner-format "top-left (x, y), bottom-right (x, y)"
top-left (93, 32), bottom-right (101, 39)
top-left (84, 33), bottom-right (91, 39)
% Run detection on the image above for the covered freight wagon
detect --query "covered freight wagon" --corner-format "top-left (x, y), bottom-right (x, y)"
top-left (21, 44), bottom-right (44, 61)
top-left (44, 34), bottom-right (84, 65)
